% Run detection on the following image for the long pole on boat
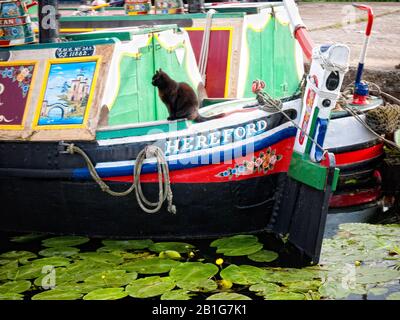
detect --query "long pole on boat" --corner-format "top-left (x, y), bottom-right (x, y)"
top-left (38, 0), bottom-right (60, 43)
top-left (282, 0), bottom-right (314, 61)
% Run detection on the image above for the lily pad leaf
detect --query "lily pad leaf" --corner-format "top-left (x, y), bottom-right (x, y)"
top-left (206, 293), bottom-right (252, 300)
top-left (0, 293), bottom-right (24, 300)
top-left (0, 261), bottom-right (18, 281)
top-left (368, 287), bottom-right (388, 296)
top-left (31, 289), bottom-right (82, 300)
top-left (42, 236), bottom-right (89, 248)
top-left (149, 242), bottom-right (195, 254)
top-left (318, 281), bottom-right (351, 300)
top-left (249, 282), bottom-right (280, 296)
top-left (31, 257), bottom-right (70, 267)
top-left (83, 288), bottom-right (128, 300)
top-left (126, 276), bottom-right (175, 298)
top-left (39, 247), bottom-right (80, 257)
top-left (8, 264), bottom-right (43, 280)
top-left (122, 258), bottom-right (180, 274)
top-left (0, 251), bottom-right (37, 264)
top-left (170, 262), bottom-right (219, 283)
top-left (386, 292), bottom-right (400, 300)
top-left (248, 250), bottom-right (278, 263)
top-left (263, 291), bottom-right (305, 300)
top-left (355, 266), bottom-right (400, 284)
top-left (101, 239), bottom-right (153, 250)
top-left (10, 233), bottom-right (47, 243)
top-left (0, 280), bottom-right (31, 294)
top-left (77, 252), bottom-right (124, 265)
top-left (220, 265), bottom-right (266, 285)
top-left (161, 289), bottom-right (195, 300)
top-left (159, 250), bottom-right (182, 260)
top-left (211, 235), bottom-right (263, 256)
top-left (176, 279), bottom-right (218, 292)
top-left (54, 283), bottom-right (105, 294)
top-left (84, 270), bottom-right (138, 287)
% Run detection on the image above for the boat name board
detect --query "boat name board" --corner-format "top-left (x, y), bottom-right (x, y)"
top-left (55, 46), bottom-right (95, 58)
top-left (165, 119), bottom-right (268, 155)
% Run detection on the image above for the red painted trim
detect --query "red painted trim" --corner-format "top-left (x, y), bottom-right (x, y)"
top-left (353, 4), bottom-right (374, 36)
top-left (294, 27), bottom-right (314, 61)
top-left (104, 137), bottom-right (295, 184)
top-left (329, 187), bottom-right (381, 208)
top-left (333, 143), bottom-right (384, 167)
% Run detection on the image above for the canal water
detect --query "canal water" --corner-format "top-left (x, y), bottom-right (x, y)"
top-left (0, 207), bottom-right (399, 300)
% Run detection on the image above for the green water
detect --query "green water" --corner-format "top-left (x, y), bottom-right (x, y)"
top-left (0, 223), bottom-right (399, 300)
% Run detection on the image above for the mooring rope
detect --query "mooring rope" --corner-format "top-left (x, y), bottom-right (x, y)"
top-left (252, 79), bottom-right (329, 159)
top-left (199, 9), bottom-right (216, 84)
top-left (337, 81), bottom-right (400, 151)
top-left (62, 143), bottom-right (176, 214)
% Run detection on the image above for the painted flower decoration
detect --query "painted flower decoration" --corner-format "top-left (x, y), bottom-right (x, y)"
top-left (216, 147), bottom-right (283, 179)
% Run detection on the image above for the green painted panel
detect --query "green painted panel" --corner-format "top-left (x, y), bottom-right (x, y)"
top-left (108, 47), bottom-right (156, 125)
top-left (273, 21), bottom-right (300, 98)
top-left (288, 152), bottom-right (339, 191)
top-left (244, 16), bottom-right (301, 99)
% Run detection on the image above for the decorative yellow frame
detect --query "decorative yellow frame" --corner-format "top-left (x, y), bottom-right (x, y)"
top-left (33, 56), bottom-right (101, 130)
top-left (185, 27), bottom-right (233, 98)
top-left (0, 60), bottom-right (38, 130)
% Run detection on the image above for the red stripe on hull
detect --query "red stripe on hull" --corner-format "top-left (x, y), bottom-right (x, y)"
top-left (104, 137), bottom-right (295, 183)
top-left (334, 143), bottom-right (383, 166)
top-left (329, 187), bottom-right (381, 208)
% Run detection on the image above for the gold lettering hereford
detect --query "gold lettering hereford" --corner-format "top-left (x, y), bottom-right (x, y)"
top-left (165, 119), bottom-right (268, 155)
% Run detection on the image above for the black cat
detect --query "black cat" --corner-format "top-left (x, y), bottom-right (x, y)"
top-left (151, 69), bottom-right (223, 122)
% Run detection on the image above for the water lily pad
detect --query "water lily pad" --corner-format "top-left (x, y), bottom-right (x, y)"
top-left (55, 283), bottom-right (105, 294)
top-left (355, 267), bottom-right (400, 284)
top-left (38, 247), bottom-right (80, 257)
top-left (57, 260), bottom-right (115, 283)
top-left (206, 293), bottom-right (252, 300)
top-left (386, 292), bottom-right (400, 300)
top-left (42, 236), bottom-right (89, 247)
top-left (211, 235), bottom-right (263, 256)
top-left (10, 233), bottom-right (47, 243)
top-left (0, 251), bottom-right (37, 264)
top-left (220, 265), bottom-right (266, 285)
top-left (0, 280), bottom-right (31, 294)
top-left (263, 291), bottom-right (305, 300)
top-left (176, 279), bottom-right (217, 292)
top-left (262, 268), bottom-right (321, 283)
top-left (83, 288), bottom-right (128, 300)
top-left (149, 242), bottom-right (195, 254)
top-left (84, 270), bottom-right (138, 287)
top-left (368, 287), bottom-right (388, 296)
top-left (8, 264), bottom-right (43, 280)
top-left (101, 239), bottom-right (153, 250)
top-left (122, 258), bottom-right (180, 274)
top-left (31, 257), bottom-right (70, 267)
top-left (161, 289), bottom-right (194, 300)
top-left (0, 293), bottom-right (24, 300)
top-left (126, 276), bottom-right (175, 298)
top-left (31, 289), bottom-right (82, 300)
top-left (159, 250), bottom-right (182, 260)
top-left (283, 280), bottom-right (322, 293)
top-left (170, 262), bottom-right (219, 283)
top-left (249, 282), bottom-right (281, 296)
top-left (0, 261), bottom-right (18, 280)
top-left (248, 250), bottom-right (278, 262)
top-left (77, 252), bottom-right (123, 265)
top-left (318, 281), bottom-right (351, 299)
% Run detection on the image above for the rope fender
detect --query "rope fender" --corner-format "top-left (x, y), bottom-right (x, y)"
top-left (61, 143), bottom-right (176, 214)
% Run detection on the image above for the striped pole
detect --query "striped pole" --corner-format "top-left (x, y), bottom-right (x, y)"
top-left (352, 4), bottom-right (374, 105)
top-left (283, 0), bottom-right (314, 61)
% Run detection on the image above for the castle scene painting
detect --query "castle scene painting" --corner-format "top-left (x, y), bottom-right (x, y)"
top-left (38, 61), bottom-right (97, 126)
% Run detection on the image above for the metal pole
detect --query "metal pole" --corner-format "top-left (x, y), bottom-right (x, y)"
top-left (38, 0), bottom-right (60, 43)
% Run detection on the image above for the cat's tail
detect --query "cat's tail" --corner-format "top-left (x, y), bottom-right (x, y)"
top-left (194, 113), bottom-right (226, 123)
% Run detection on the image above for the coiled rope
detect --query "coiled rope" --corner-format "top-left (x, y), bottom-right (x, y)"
top-left (337, 81), bottom-right (400, 151)
top-left (62, 143), bottom-right (176, 214)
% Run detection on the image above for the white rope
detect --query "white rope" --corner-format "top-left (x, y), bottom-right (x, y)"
top-left (63, 143), bottom-right (176, 214)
